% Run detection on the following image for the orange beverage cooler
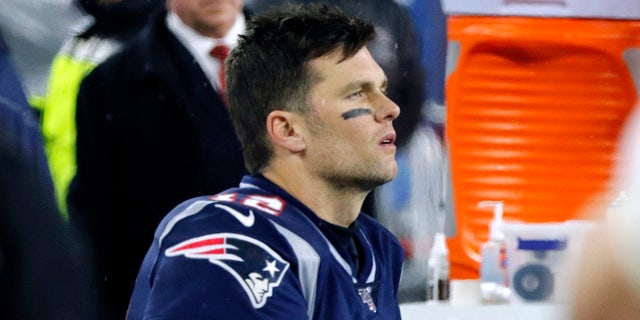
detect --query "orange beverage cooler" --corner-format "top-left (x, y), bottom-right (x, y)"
top-left (442, 1), bottom-right (640, 279)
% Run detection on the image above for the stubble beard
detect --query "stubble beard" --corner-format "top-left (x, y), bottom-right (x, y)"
top-left (321, 160), bottom-right (396, 193)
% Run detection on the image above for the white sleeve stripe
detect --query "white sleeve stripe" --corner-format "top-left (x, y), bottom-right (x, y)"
top-left (158, 200), bottom-right (215, 247)
top-left (271, 222), bottom-right (320, 318)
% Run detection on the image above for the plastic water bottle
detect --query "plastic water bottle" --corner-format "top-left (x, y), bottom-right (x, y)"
top-left (478, 201), bottom-right (510, 303)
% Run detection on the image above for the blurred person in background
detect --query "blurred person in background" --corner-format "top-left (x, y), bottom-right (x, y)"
top-left (34, 0), bottom-right (165, 216)
top-left (0, 31), bottom-right (98, 320)
top-left (0, 0), bottom-right (82, 98)
top-left (68, 0), bottom-right (250, 318)
top-left (572, 105), bottom-right (640, 320)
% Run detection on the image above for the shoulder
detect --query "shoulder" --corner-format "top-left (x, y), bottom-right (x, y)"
top-left (153, 192), bottom-right (293, 267)
top-left (155, 192), bottom-right (290, 250)
top-left (140, 193), bottom-right (308, 315)
top-left (151, 187), bottom-right (317, 269)
top-left (87, 21), bottom-right (190, 87)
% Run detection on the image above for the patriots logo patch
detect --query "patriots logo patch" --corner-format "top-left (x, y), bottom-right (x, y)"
top-left (165, 233), bottom-right (290, 308)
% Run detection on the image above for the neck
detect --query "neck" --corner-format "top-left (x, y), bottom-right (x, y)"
top-left (263, 166), bottom-right (367, 227)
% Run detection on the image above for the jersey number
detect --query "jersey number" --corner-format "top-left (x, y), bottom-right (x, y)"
top-left (211, 193), bottom-right (285, 216)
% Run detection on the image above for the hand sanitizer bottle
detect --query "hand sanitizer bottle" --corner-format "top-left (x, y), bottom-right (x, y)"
top-left (426, 232), bottom-right (450, 303)
top-left (478, 201), bottom-right (510, 304)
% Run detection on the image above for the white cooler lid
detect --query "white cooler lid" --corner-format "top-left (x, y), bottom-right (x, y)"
top-left (441, 0), bottom-right (640, 20)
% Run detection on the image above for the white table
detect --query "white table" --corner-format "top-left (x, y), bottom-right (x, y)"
top-left (400, 302), bottom-right (570, 320)
top-left (400, 280), bottom-right (571, 320)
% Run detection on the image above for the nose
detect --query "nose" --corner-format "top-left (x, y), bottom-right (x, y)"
top-left (374, 93), bottom-right (400, 123)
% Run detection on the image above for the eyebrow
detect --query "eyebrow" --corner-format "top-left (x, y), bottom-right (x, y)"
top-left (341, 108), bottom-right (373, 120)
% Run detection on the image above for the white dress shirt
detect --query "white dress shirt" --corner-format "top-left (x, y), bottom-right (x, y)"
top-left (166, 12), bottom-right (246, 92)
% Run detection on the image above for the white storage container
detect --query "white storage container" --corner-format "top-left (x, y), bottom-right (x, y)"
top-left (501, 221), bottom-right (596, 303)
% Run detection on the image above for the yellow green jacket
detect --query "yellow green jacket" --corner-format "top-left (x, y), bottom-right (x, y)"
top-left (33, 33), bottom-right (122, 216)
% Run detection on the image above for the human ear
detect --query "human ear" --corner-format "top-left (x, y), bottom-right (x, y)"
top-left (266, 110), bottom-right (306, 153)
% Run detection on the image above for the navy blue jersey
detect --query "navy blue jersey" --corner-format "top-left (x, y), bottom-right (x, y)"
top-left (127, 175), bottom-right (405, 319)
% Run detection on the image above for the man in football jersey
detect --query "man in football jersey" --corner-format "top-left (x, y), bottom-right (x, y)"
top-left (127, 3), bottom-right (405, 319)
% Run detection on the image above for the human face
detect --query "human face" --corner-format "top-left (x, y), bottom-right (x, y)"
top-left (302, 47), bottom-right (400, 192)
top-left (168, 0), bottom-right (243, 38)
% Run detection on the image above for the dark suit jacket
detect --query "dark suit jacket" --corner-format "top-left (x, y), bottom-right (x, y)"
top-left (68, 10), bottom-right (247, 319)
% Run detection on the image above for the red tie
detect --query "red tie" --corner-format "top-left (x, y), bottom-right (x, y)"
top-left (210, 44), bottom-right (230, 95)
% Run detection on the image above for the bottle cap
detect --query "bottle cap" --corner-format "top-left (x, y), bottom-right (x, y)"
top-left (478, 201), bottom-right (505, 241)
top-left (431, 232), bottom-right (449, 257)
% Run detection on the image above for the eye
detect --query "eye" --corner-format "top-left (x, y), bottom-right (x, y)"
top-left (348, 90), bottom-right (365, 100)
